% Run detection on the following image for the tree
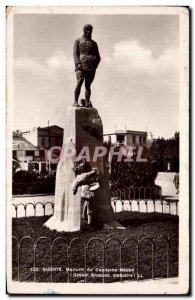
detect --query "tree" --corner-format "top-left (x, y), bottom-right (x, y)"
top-left (148, 132), bottom-right (179, 172)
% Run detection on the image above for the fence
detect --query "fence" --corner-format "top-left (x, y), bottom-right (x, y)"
top-left (12, 234), bottom-right (178, 283)
top-left (12, 201), bottom-right (55, 218)
top-left (111, 186), bottom-right (162, 200)
top-left (111, 186), bottom-right (178, 215)
top-left (12, 186), bottom-right (179, 218)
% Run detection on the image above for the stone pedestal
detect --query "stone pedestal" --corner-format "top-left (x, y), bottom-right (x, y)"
top-left (44, 106), bottom-right (121, 232)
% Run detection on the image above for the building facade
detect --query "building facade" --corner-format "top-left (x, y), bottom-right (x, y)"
top-left (13, 125), bottom-right (64, 173)
top-left (22, 125), bottom-right (63, 149)
top-left (104, 129), bottom-right (147, 146)
top-left (13, 131), bottom-right (45, 172)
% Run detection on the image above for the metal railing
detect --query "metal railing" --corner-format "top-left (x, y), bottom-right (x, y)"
top-left (12, 199), bottom-right (179, 218)
top-left (111, 186), bottom-right (162, 200)
top-left (12, 234), bottom-right (178, 283)
top-left (12, 185), bottom-right (179, 217)
top-left (12, 201), bottom-right (55, 218)
top-left (111, 186), bottom-right (178, 215)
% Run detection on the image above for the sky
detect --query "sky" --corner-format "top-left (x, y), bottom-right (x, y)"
top-left (13, 13), bottom-right (179, 138)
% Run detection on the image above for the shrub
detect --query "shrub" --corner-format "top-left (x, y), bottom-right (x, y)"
top-left (12, 170), bottom-right (55, 195)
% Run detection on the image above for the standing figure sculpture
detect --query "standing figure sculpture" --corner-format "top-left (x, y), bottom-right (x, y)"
top-left (73, 24), bottom-right (101, 108)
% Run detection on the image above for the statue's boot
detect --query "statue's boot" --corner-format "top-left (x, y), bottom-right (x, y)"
top-left (80, 99), bottom-right (86, 107)
top-left (85, 99), bottom-right (93, 108)
top-left (73, 101), bottom-right (79, 107)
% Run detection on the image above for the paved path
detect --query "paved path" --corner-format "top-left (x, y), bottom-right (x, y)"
top-left (155, 172), bottom-right (179, 200)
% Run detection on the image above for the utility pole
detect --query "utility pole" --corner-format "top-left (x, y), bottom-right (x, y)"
top-left (48, 120), bottom-right (50, 149)
top-left (48, 120), bottom-right (51, 175)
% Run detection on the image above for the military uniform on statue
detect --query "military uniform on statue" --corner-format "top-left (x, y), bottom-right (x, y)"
top-left (73, 24), bottom-right (101, 108)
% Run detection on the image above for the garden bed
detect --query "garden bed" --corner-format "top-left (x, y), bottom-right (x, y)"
top-left (12, 211), bottom-right (179, 283)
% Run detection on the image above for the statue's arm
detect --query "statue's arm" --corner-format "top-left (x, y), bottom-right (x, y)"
top-left (95, 42), bottom-right (101, 67)
top-left (73, 39), bottom-right (82, 70)
top-left (72, 170), bottom-right (97, 195)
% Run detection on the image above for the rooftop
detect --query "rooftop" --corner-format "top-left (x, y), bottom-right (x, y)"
top-left (13, 132), bottom-right (38, 150)
top-left (104, 130), bottom-right (147, 136)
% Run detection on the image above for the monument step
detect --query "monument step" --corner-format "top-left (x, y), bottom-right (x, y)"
top-left (103, 220), bottom-right (126, 230)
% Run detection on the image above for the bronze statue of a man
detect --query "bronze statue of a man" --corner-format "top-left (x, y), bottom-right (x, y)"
top-left (73, 24), bottom-right (101, 108)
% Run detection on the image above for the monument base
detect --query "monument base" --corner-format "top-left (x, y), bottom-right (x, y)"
top-left (44, 105), bottom-right (124, 232)
top-left (44, 217), bottom-right (80, 232)
top-left (103, 220), bottom-right (126, 230)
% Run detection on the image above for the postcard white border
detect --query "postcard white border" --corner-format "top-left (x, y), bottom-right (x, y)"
top-left (6, 6), bottom-right (189, 295)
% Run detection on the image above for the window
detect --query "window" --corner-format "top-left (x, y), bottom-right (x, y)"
top-left (143, 136), bottom-right (146, 144)
top-left (17, 150), bottom-right (24, 157)
top-left (26, 151), bottom-right (34, 156)
top-left (35, 150), bottom-right (39, 157)
top-left (132, 135), bottom-right (136, 144)
top-left (55, 138), bottom-right (60, 146)
top-left (41, 137), bottom-right (45, 147)
top-left (139, 136), bottom-right (142, 144)
top-left (40, 150), bottom-right (45, 158)
top-left (116, 135), bottom-right (124, 144)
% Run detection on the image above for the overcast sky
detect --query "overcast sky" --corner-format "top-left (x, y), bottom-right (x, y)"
top-left (13, 13), bottom-right (179, 138)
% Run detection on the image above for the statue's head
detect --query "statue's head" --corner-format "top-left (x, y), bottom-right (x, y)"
top-left (83, 24), bottom-right (93, 39)
top-left (72, 159), bottom-right (92, 175)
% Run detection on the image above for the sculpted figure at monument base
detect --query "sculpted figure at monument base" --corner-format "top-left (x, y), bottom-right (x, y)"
top-left (44, 106), bottom-right (123, 232)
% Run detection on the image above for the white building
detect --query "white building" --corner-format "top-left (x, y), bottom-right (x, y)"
top-left (13, 131), bottom-right (45, 172)
top-left (104, 129), bottom-right (147, 146)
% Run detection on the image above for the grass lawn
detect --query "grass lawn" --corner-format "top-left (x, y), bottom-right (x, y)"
top-left (12, 212), bottom-right (178, 283)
